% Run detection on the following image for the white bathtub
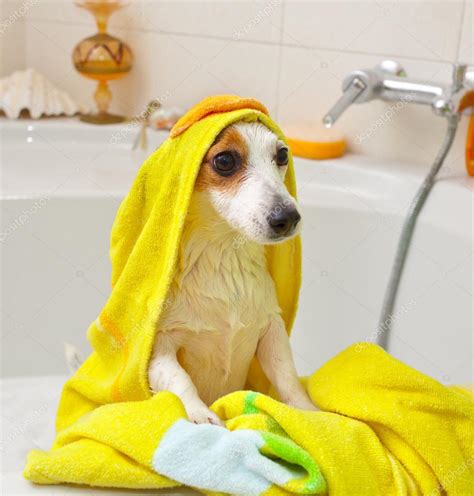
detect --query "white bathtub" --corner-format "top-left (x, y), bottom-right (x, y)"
top-left (1, 118), bottom-right (472, 494)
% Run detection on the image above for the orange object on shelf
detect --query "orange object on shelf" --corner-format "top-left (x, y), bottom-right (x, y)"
top-left (284, 122), bottom-right (346, 160)
top-left (466, 113), bottom-right (474, 177)
top-left (287, 136), bottom-right (346, 160)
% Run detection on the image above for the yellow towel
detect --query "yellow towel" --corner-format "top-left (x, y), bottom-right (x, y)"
top-left (24, 96), bottom-right (473, 495)
top-left (56, 95), bottom-right (301, 435)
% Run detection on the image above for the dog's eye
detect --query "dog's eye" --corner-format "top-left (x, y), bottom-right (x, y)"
top-left (213, 152), bottom-right (238, 176)
top-left (276, 147), bottom-right (289, 166)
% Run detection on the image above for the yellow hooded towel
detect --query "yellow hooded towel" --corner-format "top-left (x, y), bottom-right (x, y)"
top-left (25, 96), bottom-right (473, 495)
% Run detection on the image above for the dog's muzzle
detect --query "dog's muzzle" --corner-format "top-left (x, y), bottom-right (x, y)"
top-left (267, 203), bottom-right (301, 237)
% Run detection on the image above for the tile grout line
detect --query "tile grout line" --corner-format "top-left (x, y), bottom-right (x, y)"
top-left (455, 0), bottom-right (468, 63)
top-left (274, 0), bottom-right (286, 121)
top-left (23, 16), bottom-right (462, 66)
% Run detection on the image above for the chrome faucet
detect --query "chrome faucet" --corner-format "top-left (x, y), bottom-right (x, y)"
top-left (323, 60), bottom-right (474, 127)
top-left (324, 61), bottom-right (474, 352)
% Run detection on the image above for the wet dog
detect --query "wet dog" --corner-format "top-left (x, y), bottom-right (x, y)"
top-left (148, 122), bottom-right (316, 425)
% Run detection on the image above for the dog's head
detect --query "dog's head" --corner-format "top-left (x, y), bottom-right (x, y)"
top-left (194, 121), bottom-right (301, 244)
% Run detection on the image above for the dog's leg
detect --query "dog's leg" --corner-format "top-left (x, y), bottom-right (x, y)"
top-left (148, 331), bottom-right (223, 425)
top-left (257, 316), bottom-right (318, 411)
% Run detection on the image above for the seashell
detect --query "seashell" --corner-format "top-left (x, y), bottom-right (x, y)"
top-left (0, 68), bottom-right (89, 119)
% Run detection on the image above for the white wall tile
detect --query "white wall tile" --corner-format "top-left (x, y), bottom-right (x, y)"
top-left (283, 1), bottom-right (464, 62)
top-left (123, 0), bottom-right (284, 43)
top-left (113, 31), bottom-right (281, 116)
top-left (24, 0), bottom-right (142, 36)
top-left (0, 0), bottom-right (27, 75)
top-left (24, 0), bottom-right (90, 24)
top-left (1, 0), bottom-right (34, 19)
top-left (23, 20), bottom-right (95, 109)
top-left (24, 0), bottom-right (284, 44)
top-left (458, 0), bottom-right (473, 63)
top-left (23, 1), bottom-right (141, 47)
top-left (277, 45), bottom-right (466, 167)
top-left (21, 10), bottom-right (281, 117)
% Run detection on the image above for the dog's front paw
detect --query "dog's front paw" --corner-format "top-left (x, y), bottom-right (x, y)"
top-left (186, 404), bottom-right (223, 426)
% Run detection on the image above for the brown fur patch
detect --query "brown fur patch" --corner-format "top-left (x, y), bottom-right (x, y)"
top-left (195, 125), bottom-right (248, 193)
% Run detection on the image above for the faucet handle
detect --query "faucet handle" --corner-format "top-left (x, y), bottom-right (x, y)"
top-left (323, 76), bottom-right (367, 128)
top-left (453, 64), bottom-right (474, 114)
top-left (376, 60), bottom-right (407, 78)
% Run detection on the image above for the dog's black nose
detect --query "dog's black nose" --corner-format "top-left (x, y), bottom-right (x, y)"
top-left (267, 205), bottom-right (301, 236)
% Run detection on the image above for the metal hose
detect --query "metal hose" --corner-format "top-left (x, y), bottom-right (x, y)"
top-left (377, 114), bottom-right (460, 349)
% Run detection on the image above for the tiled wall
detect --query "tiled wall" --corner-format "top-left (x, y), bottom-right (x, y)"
top-left (1, 0), bottom-right (473, 167)
top-left (0, 0), bottom-right (26, 74)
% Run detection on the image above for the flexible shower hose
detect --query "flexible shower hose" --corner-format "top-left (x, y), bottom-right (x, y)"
top-left (377, 114), bottom-right (460, 349)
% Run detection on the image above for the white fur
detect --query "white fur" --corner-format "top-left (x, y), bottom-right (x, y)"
top-left (148, 122), bottom-right (315, 424)
top-left (209, 122), bottom-right (301, 244)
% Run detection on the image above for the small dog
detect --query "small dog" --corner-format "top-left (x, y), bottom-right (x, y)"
top-left (148, 121), bottom-right (316, 425)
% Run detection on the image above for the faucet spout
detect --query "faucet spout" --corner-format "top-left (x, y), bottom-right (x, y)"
top-left (323, 76), bottom-right (366, 128)
top-left (322, 60), bottom-right (474, 127)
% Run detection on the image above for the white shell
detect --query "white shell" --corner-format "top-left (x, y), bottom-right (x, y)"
top-left (0, 68), bottom-right (88, 119)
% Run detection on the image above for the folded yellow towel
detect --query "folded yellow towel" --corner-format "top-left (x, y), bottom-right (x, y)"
top-left (25, 344), bottom-right (473, 495)
top-left (24, 96), bottom-right (474, 495)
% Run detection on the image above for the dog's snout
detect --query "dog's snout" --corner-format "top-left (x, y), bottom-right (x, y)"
top-left (267, 204), bottom-right (301, 236)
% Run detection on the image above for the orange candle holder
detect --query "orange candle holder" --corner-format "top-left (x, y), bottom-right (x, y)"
top-left (73, 0), bottom-right (133, 124)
